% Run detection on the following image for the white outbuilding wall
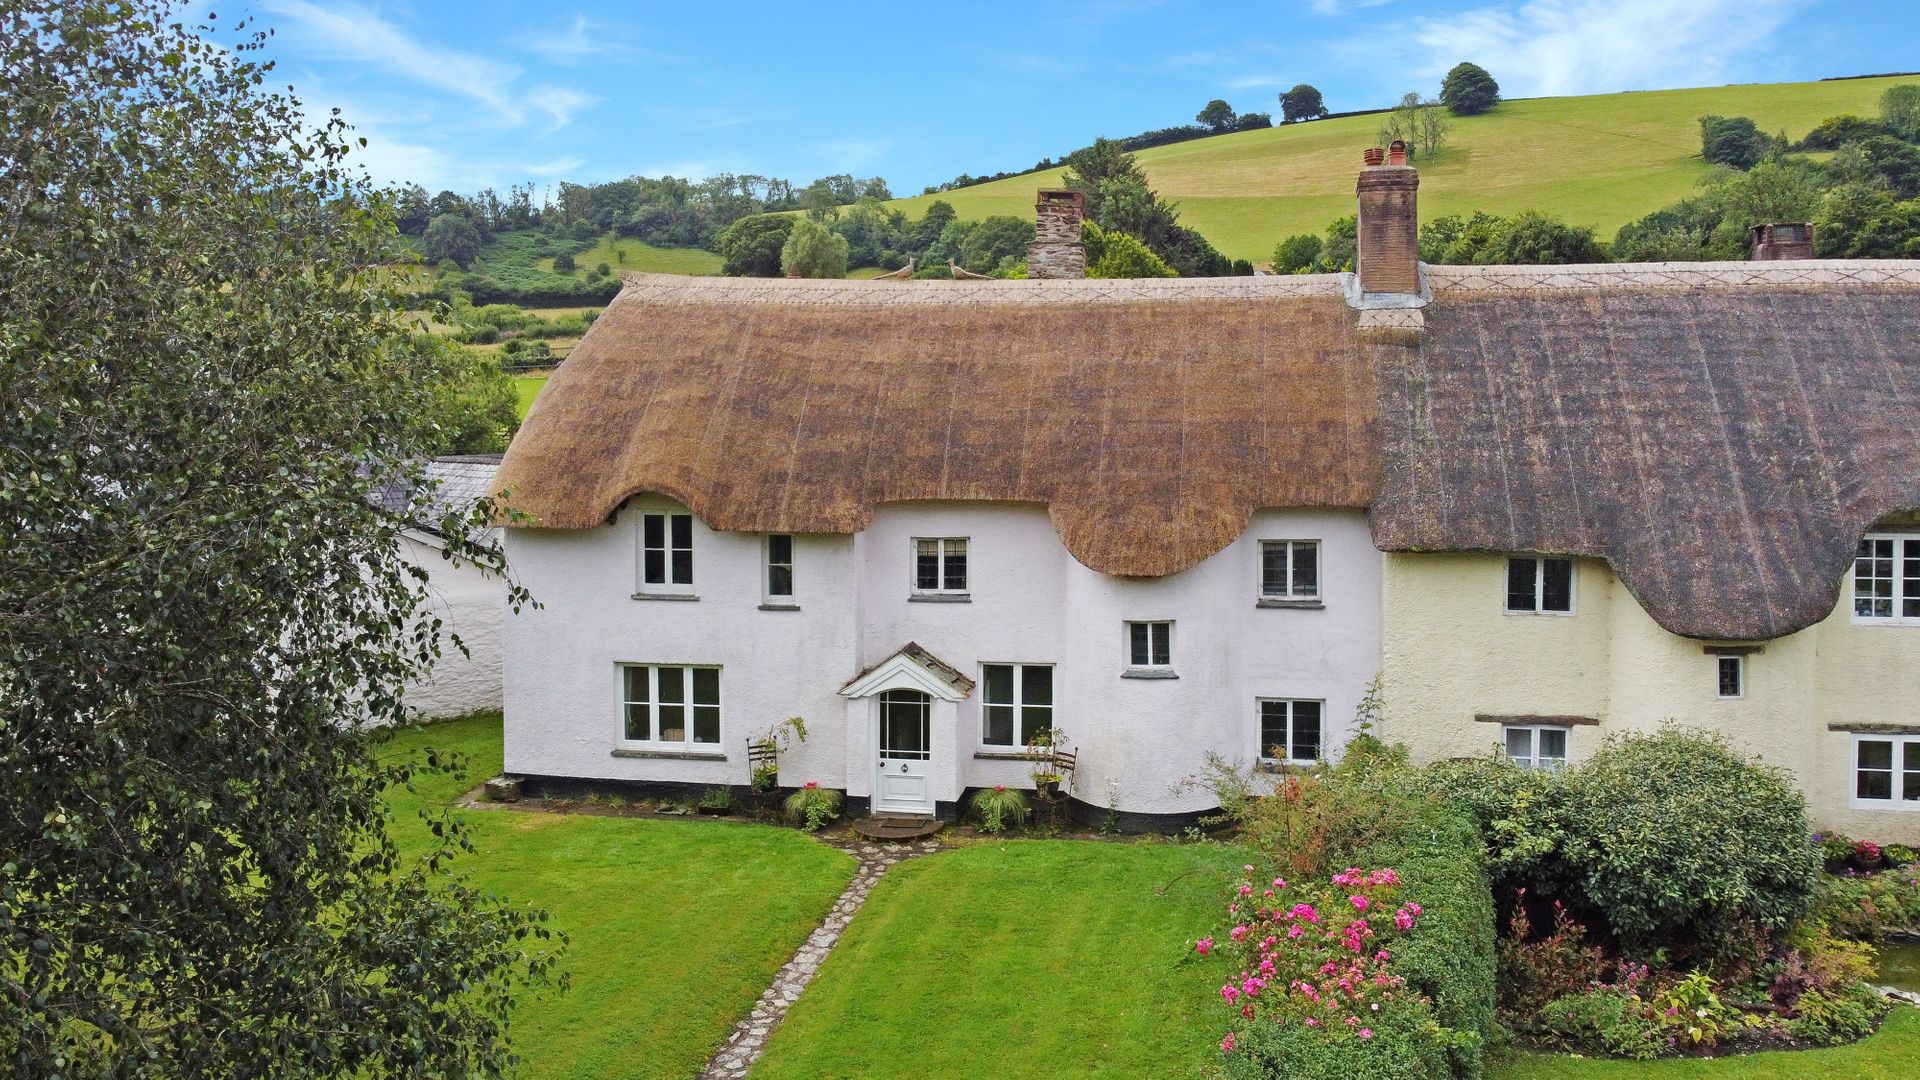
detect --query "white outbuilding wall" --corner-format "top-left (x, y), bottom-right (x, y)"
top-left (400, 530), bottom-right (506, 720)
top-left (502, 496), bottom-right (1381, 823)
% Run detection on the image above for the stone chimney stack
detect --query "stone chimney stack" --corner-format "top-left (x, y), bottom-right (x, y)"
top-left (1028, 189), bottom-right (1087, 279)
top-left (1749, 222), bottom-right (1814, 261)
top-left (1356, 141), bottom-right (1420, 295)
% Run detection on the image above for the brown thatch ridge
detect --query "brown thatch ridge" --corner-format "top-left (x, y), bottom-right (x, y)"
top-left (1371, 286), bottom-right (1920, 640)
top-left (493, 275), bottom-right (1378, 578)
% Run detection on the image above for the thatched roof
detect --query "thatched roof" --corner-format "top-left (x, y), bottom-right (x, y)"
top-left (495, 264), bottom-right (1920, 640)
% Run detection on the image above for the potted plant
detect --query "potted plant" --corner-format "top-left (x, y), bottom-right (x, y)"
top-left (783, 781), bottom-right (842, 833)
top-left (697, 787), bottom-right (736, 816)
top-left (1025, 725), bottom-right (1068, 799)
top-left (970, 785), bottom-right (1029, 834)
top-left (1817, 832), bottom-right (1854, 875)
top-left (1851, 838), bottom-right (1885, 874)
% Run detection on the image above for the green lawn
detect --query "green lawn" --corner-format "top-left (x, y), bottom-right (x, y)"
top-left (1489, 1007), bottom-right (1920, 1079)
top-left (882, 76), bottom-right (1914, 262)
top-left (381, 715), bottom-right (857, 1079)
top-left (751, 841), bottom-right (1239, 1078)
top-left (513, 374), bottom-right (547, 419)
top-left (544, 236), bottom-right (722, 277)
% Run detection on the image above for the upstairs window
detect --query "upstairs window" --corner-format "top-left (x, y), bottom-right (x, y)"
top-left (1854, 535), bottom-right (1920, 623)
top-left (1717, 655), bottom-right (1744, 698)
top-left (1258, 699), bottom-right (1323, 765)
top-left (640, 512), bottom-right (694, 591)
top-left (1127, 621), bottom-right (1173, 669)
top-left (981, 663), bottom-right (1053, 748)
top-left (1260, 540), bottom-right (1320, 600)
top-left (1504, 724), bottom-right (1568, 771)
top-left (1853, 735), bottom-right (1920, 807)
top-left (1507, 556), bottom-right (1573, 614)
top-left (621, 664), bottom-right (721, 748)
top-left (914, 537), bottom-right (968, 595)
top-left (765, 534), bottom-right (795, 601)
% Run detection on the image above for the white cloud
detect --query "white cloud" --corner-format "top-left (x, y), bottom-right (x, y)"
top-left (528, 85), bottom-right (599, 128)
top-left (525, 155), bottom-right (587, 177)
top-left (262, 1), bottom-right (522, 117)
top-left (526, 14), bottom-right (603, 60)
top-left (1227, 73), bottom-right (1294, 90)
top-left (1403, 0), bottom-right (1809, 97)
top-left (1311, 0), bottom-right (1400, 14)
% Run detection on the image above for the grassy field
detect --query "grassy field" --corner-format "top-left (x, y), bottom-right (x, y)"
top-left (513, 374), bottom-right (547, 418)
top-left (542, 235), bottom-right (722, 277)
top-left (882, 76), bottom-right (1915, 262)
top-left (381, 716), bottom-right (856, 1079)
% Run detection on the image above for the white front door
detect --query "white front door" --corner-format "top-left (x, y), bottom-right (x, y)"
top-left (874, 689), bottom-right (935, 816)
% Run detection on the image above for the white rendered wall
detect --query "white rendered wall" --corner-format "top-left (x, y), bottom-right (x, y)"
top-left (400, 531), bottom-right (505, 720)
top-left (504, 498), bottom-right (1382, 817)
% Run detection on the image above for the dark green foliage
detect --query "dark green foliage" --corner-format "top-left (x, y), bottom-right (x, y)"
top-left (1222, 1000), bottom-right (1453, 1080)
top-left (1828, 134), bottom-right (1920, 198)
top-left (551, 250), bottom-right (576, 272)
top-left (1230, 258), bottom-right (1255, 275)
top-left (1198, 98), bottom-right (1238, 133)
top-left (423, 212), bottom-right (482, 267)
top-left (1064, 137), bottom-right (1232, 276)
top-left (968, 787), bottom-right (1030, 833)
top-left (1281, 84), bottom-right (1328, 123)
top-left (715, 214), bottom-right (795, 277)
top-left (781, 217), bottom-right (849, 278)
top-left (1611, 197), bottom-right (1722, 261)
top-left (1234, 113), bottom-right (1273, 131)
top-left (830, 198), bottom-right (912, 268)
top-left (958, 215), bottom-right (1035, 275)
top-left (1083, 222), bottom-right (1175, 278)
top-left (1440, 62), bottom-right (1500, 116)
top-left (415, 337), bottom-right (521, 453)
top-left (1271, 233), bottom-right (1323, 273)
top-left (913, 200), bottom-right (957, 252)
top-left (596, 261), bottom-right (610, 275)
top-left (1881, 84), bottom-right (1920, 141)
top-left (395, 183), bottom-right (432, 235)
top-left (1476, 211), bottom-right (1605, 264)
top-left (1816, 183), bottom-right (1920, 257)
top-left (1798, 113), bottom-right (1888, 150)
top-left (0, 3), bottom-right (562, 1073)
top-left (1319, 215), bottom-right (1358, 271)
top-left (1699, 115), bottom-right (1776, 169)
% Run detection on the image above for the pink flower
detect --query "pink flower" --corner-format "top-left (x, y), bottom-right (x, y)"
top-left (804, 781), bottom-right (819, 789)
top-left (1240, 883), bottom-right (1254, 897)
top-left (1406, 902), bottom-right (1422, 916)
top-left (1350, 895), bottom-right (1370, 912)
top-left (1230, 925), bottom-right (1250, 942)
top-left (1304, 1017), bottom-right (1319, 1027)
top-left (1273, 877), bottom-right (1288, 889)
top-left (1221, 1032), bottom-right (1236, 1053)
top-left (1195, 936), bottom-right (1213, 956)
top-left (1359, 1028), bottom-right (1373, 1040)
top-left (1394, 910), bottom-right (1414, 931)
top-left (1221, 984), bottom-right (1240, 1004)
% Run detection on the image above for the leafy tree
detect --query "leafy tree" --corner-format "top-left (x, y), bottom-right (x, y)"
top-left (1798, 113), bottom-right (1887, 151)
top-left (1478, 211), bottom-right (1605, 264)
top-left (395, 183), bottom-right (432, 236)
top-left (1612, 198), bottom-right (1722, 261)
top-left (1701, 157), bottom-right (1826, 253)
top-left (781, 216), bottom-right (849, 278)
top-left (1270, 233), bottom-right (1323, 273)
top-left (1233, 112), bottom-right (1273, 131)
top-left (416, 337), bottom-right (522, 453)
top-left (552, 250), bottom-right (576, 272)
top-left (913, 200), bottom-right (957, 253)
top-left (0, 3), bottom-right (562, 1074)
top-left (1280, 84), bottom-right (1327, 123)
top-left (1083, 221), bottom-right (1175, 278)
top-left (1063, 138), bottom-right (1231, 276)
top-left (799, 179), bottom-right (840, 221)
top-left (829, 197), bottom-right (910, 268)
top-left (715, 214), bottom-right (795, 277)
top-left (1197, 99), bottom-right (1238, 133)
top-left (1828, 134), bottom-right (1920, 199)
top-left (1816, 184), bottom-right (1920, 258)
top-left (423, 212), bottom-right (483, 268)
top-left (1319, 214), bottom-right (1358, 272)
top-left (1699, 115), bottom-right (1774, 170)
top-left (958, 215), bottom-right (1035, 274)
top-left (1881, 83), bottom-right (1920, 142)
top-left (1439, 62), bottom-right (1500, 116)
top-left (1379, 93), bottom-right (1449, 158)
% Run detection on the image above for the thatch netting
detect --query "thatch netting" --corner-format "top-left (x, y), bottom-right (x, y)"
top-left (1372, 286), bottom-right (1920, 640)
top-left (492, 280), bottom-right (1377, 578)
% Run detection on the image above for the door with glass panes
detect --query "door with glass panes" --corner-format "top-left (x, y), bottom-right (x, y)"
top-left (874, 689), bottom-right (934, 815)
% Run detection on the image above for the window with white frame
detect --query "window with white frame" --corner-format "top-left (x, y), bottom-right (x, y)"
top-left (765, 534), bottom-right (794, 601)
top-left (1716, 655), bottom-right (1744, 698)
top-left (639, 512), bottom-right (694, 591)
top-left (913, 537), bottom-right (968, 595)
top-left (1853, 734), bottom-right (1920, 807)
top-left (1258, 699), bottom-right (1323, 764)
top-left (1127, 621), bottom-right (1173, 668)
top-left (621, 664), bottom-right (721, 747)
top-left (981, 663), bottom-right (1053, 748)
top-left (1506, 556), bottom-right (1574, 614)
top-left (1504, 724), bottom-right (1568, 770)
top-left (1260, 540), bottom-right (1320, 600)
top-left (1853, 535), bottom-right (1920, 622)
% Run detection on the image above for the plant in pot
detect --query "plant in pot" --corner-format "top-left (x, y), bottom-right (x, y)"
top-left (697, 787), bottom-right (736, 816)
top-left (1817, 833), bottom-right (1854, 874)
top-left (1851, 839), bottom-right (1885, 874)
top-left (970, 785), bottom-right (1030, 834)
top-left (1025, 726), bottom-right (1067, 799)
top-left (783, 781), bottom-right (842, 833)
top-left (748, 716), bottom-right (808, 802)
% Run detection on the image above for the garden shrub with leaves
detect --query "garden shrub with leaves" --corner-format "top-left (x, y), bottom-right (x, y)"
top-left (969, 786), bottom-right (1029, 834)
top-left (784, 783), bottom-right (843, 832)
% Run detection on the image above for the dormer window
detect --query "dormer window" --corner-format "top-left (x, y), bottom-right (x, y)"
top-left (636, 511), bottom-right (694, 597)
top-left (1854, 535), bottom-right (1920, 623)
top-left (1506, 556), bottom-right (1573, 614)
top-left (913, 537), bottom-right (968, 599)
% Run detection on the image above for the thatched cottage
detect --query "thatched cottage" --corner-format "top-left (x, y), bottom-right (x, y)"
top-left (493, 150), bottom-right (1920, 839)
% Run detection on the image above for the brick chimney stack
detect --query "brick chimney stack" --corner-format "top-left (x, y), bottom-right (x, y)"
top-left (1028, 189), bottom-right (1087, 279)
top-left (1356, 142), bottom-right (1420, 295)
top-left (1749, 222), bottom-right (1813, 261)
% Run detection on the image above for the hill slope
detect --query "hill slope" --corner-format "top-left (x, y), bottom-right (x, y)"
top-left (884, 76), bottom-right (1912, 263)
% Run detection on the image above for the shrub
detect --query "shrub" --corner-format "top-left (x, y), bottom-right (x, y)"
top-left (969, 786), bottom-right (1029, 833)
top-left (1084, 224), bottom-right (1175, 278)
top-left (1785, 986), bottom-right (1881, 1045)
top-left (1699, 115), bottom-right (1774, 169)
top-left (715, 214), bottom-right (795, 277)
top-left (1440, 62), bottom-right (1500, 116)
top-left (1498, 892), bottom-right (1606, 1014)
top-left (1804, 863), bottom-right (1920, 939)
top-left (783, 782), bottom-right (842, 832)
top-left (781, 217), bottom-right (848, 279)
top-left (1222, 997), bottom-right (1451, 1080)
top-left (1882, 83), bottom-right (1920, 142)
top-left (551, 251), bottom-right (576, 273)
top-left (1477, 211), bottom-right (1604, 265)
top-left (1271, 233), bottom-right (1323, 274)
top-left (1538, 982), bottom-right (1663, 1060)
top-left (1799, 113), bottom-right (1887, 150)
top-left (595, 261), bottom-right (610, 276)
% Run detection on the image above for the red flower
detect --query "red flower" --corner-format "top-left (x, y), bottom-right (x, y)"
top-left (804, 781), bottom-right (819, 789)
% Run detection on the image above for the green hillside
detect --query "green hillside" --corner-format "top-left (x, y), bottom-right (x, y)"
top-left (884, 76), bottom-right (1913, 263)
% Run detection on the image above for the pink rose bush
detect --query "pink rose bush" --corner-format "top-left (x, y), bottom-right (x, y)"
top-left (1203, 864), bottom-right (1428, 1058)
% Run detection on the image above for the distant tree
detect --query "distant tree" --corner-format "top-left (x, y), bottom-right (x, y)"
top-left (1881, 84), bottom-right (1920, 142)
top-left (1798, 114), bottom-right (1886, 151)
top-left (1280, 84), bottom-right (1328, 123)
top-left (1083, 221), bottom-right (1176, 278)
top-left (1829, 135), bottom-right (1920, 199)
top-left (1478, 211), bottom-right (1605, 264)
top-left (551, 250), bottom-right (576, 272)
top-left (800, 179), bottom-right (840, 221)
top-left (1197, 99), bottom-right (1238, 133)
top-left (1440, 62), bottom-right (1500, 116)
top-left (714, 214), bottom-right (794, 277)
top-left (781, 216), bottom-right (849, 278)
top-left (1816, 182), bottom-right (1920, 257)
top-left (1062, 137), bottom-right (1230, 276)
top-left (1234, 112), bottom-right (1273, 131)
top-left (958, 215), bottom-right (1036, 274)
top-left (1270, 233), bottom-right (1323, 273)
top-left (1414, 98), bottom-right (1451, 157)
top-left (1612, 198), bottom-right (1721, 261)
top-left (415, 336), bottom-right (521, 453)
top-left (1699, 115), bottom-right (1774, 170)
top-left (1319, 215), bottom-right (1358, 271)
top-left (913, 200), bottom-right (957, 252)
top-left (394, 183), bottom-right (432, 236)
top-left (857, 176), bottom-right (894, 201)
top-left (429, 189), bottom-right (470, 218)
top-left (1419, 211), bottom-right (1505, 264)
top-left (830, 198), bottom-right (910, 268)
top-left (422, 212), bottom-right (482, 268)
top-left (1700, 157), bottom-right (1826, 254)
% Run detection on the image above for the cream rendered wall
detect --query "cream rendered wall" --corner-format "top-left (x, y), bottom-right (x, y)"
top-left (504, 498), bottom-right (1383, 818)
top-left (1382, 551), bottom-right (1920, 843)
top-left (400, 531), bottom-right (505, 720)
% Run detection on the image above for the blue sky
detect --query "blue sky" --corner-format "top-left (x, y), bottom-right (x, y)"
top-left (221, 0), bottom-right (1918, 197)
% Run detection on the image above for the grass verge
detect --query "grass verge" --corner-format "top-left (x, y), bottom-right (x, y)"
top-left (1488, 1006), bottom-right (1920, 1079)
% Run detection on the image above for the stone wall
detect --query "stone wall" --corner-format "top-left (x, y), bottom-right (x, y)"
top-left (1027, 189), bottom-right (1086, 279)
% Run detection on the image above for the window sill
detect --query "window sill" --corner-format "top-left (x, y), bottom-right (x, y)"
top-left (632, 592), bottom-right (699, 602)
top-left (758, 602), bottom-right (801, 612)
top-left (1256, 759), bottom-right (1321, 772)
top-left (611, 748), bottom-right (728, 761)
top-left (1121, 667), bottom-right (1179, 680)
top-left (1256, 598), bottom-right (1324, 610)
top-left (908, 593), bottom-right (971, 603)
top-left (974, 750), bottom-right (1047, 761)
top-left (1503, 608), bottom-right (1576, 617)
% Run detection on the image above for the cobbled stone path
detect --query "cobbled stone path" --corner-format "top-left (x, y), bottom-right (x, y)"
top-left (700, 838), bottom-right (940, 1079)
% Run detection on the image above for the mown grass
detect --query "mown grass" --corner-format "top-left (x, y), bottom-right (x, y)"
top-left (751, 841), bottom-right (1240, 1078)
top-left (512, 374), bottom-right (547, 419)
top-left (882, 76), bottom-right (1914, 262)
top-left (1489, 1007), bottom-right (1920, 1079)
top-left (380, 715), bottom-right (857, 1080)
top-left (544, 235), bottom-right (722, 277)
